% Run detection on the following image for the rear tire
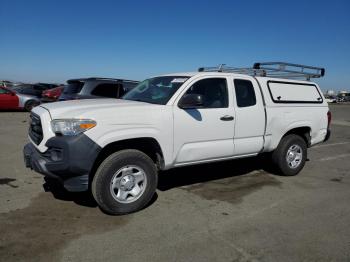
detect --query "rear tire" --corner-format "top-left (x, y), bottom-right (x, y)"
top-left (272, 134), bottom-right (307, 176)
top-left (92, 149), bottom-right (158, 215)
top-left (24, 100), bottom-right (40, 111)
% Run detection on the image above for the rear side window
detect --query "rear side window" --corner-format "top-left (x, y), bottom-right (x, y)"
top-left (122, 82), bottom-right (138, 94)
top-left (91, 83), bottom-right (121, 98)
top-left (185, 78), bottom-right (228, 108)
top-left (63, 82), bottom-right (84, 94)
top-left (234, 79), bottom-right (256, 107)
top-left (33, 85), bottom-right (47, 91)
top-left (16, 87), bottom-right (37, 96)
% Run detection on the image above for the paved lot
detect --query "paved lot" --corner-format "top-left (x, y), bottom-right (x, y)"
top-left (0, 104), bottom-right (349, 262)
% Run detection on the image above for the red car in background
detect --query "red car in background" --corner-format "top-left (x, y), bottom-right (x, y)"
top-left (41, 86), bottom-right (64, 102)
top-left (0, 86), bottom-right (41, 111)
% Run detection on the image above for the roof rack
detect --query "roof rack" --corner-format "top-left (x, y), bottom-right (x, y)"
top-left (198, 62), bottom-right (325, 80)
top-left (68, 78), bottom-right (139, 83)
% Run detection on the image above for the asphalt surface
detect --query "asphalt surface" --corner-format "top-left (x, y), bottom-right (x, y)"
top-left (0, 104), bottom-right (349, 262)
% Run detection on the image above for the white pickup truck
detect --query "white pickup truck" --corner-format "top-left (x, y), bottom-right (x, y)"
top-left (24, 62), bottom-right (331, 215)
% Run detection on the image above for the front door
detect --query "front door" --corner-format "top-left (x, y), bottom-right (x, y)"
top-left (173, 77), bottom-right (235, 165)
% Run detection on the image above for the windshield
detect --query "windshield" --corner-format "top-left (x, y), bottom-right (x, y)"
top-left (122, 76), bottom-right (189, 105)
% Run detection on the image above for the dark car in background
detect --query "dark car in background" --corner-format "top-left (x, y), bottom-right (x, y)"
top-left (12, 83), bottom-right (60, 98)
top-left (58, 78), bottom-right (139, 101)
top-left (41, 86), bottom-right (64, 102)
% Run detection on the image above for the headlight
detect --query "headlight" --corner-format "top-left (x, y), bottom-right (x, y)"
top-left (51, 119), bottom-right (96, 136)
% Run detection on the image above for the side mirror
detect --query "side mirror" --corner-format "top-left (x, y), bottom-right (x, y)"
top-left (179, 94), bottom-right (204, 109)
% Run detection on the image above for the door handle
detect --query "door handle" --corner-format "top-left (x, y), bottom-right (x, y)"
top-left (220, 115), bottom-right (234, 121)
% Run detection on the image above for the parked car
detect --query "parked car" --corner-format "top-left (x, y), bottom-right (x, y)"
top-left (0, 86), bottom-right (40, 111)
top-left (325, 97), bottom-right (337, 103)
top-left (36, 83), bottom-right (60, 90)
top-left (11, 83), bottom-right (59, 98)
top-left (41, 86), bottom-right (64, 102)
top-left (0, 80), bottom-right (14, 88)
top-left (58, 78), bottom-right (139, 101)
top-left (23, 62), bottom-right (330, 215)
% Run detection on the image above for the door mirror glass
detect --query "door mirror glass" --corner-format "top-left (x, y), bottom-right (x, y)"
top-left (179, 94), bottom-right (204, 109)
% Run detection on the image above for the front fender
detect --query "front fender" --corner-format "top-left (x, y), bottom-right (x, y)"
top-left (90, 126), bottom-right (161, 148)
top-left (84, 125), bottom-right (173, 168)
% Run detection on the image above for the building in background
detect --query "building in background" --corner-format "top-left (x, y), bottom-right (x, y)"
top-left (326, 90), bottom-right (335, 96)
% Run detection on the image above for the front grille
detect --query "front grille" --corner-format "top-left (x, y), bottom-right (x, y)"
top-left (29, 113), bottom-right (43, 145)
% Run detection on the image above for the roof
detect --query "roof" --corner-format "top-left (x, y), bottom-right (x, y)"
top-left (67, 77), bottom-right (139, 84)
top-left (159, 71), bottom-right (242, 77)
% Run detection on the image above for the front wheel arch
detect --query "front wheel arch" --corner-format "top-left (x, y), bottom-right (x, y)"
top-left (89, 137), bottom-right (164, 185)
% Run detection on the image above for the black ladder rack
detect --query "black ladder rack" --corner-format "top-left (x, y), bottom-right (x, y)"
top-left (198, 62), bottom-right (325, 80)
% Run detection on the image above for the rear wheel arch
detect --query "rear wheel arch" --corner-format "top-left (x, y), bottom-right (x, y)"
top-left (281, 126), bottom-right (311, 147)
top-left (24, 99), bottom-right (40, 111)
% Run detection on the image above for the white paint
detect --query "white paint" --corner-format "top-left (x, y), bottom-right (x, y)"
top-left (232, 75), bottom-right (265, 154)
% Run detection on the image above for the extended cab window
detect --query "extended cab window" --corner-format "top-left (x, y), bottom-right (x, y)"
top-left (185, 78), bottom-right (228, 108)
top-left (234, 79), bottom-right (256, 107)
top-left (91, 83), bottom-right (120, 98)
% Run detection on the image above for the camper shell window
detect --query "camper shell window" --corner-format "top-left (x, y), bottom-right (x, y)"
top-left (267, 80), bottom-right (323, 104)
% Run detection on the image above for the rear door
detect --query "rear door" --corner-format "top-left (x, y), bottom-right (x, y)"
top-left (173, 77), bottom-right (235, 164)
top-left (232, 76), bottom-right (265, 155)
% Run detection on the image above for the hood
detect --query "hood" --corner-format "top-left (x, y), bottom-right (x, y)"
top-left (38, 98), bottom-right (164, 123)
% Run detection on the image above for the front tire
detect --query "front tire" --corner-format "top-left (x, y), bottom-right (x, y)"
top-left (92, 149), bottom-right (158, 215)
top-left (272, 134), bottom-right (307, 176)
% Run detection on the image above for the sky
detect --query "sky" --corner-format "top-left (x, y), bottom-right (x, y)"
top-left (0, 0), bottom-right (349, 91)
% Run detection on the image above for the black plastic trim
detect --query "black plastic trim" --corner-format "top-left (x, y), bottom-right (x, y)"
top-left (23, 134), bottom-right (101, 192)
top-left (29, 113), bottom-right (43, 145)
top-left (266, 80), bottom-right (323, 104)
top-left (324, 129), bottom-right (331, 142)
